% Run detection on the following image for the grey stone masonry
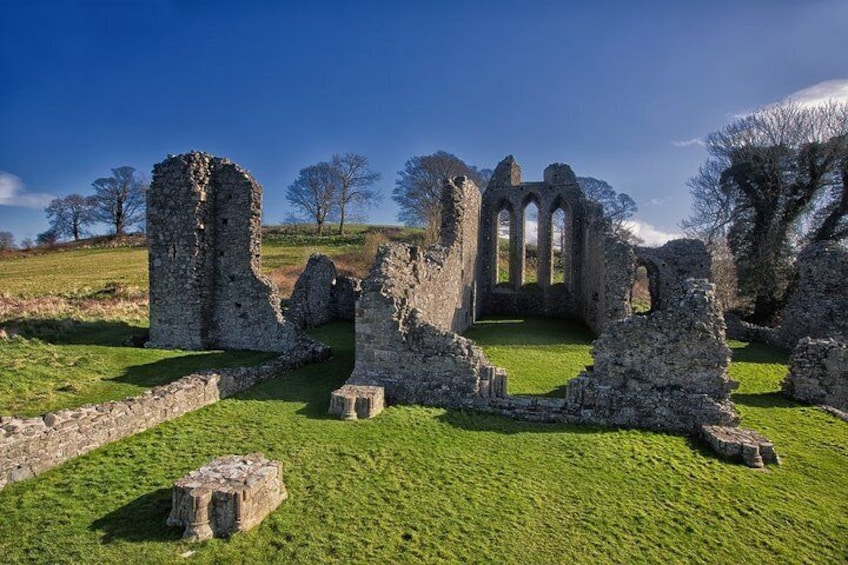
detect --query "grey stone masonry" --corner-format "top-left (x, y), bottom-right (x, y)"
top-left (166, 453), bottom-right (287, 541)
top-left (346, 176), bottom-right (508, 407)
top-left (564, 279), bottom-right (740, 433)
top-left (479, 156), bottom-right (634, 333)
top-left (701, 426), bottom-right (781, 468)
top-left (147, 152), bottom-right (311, 353)
top-left (634, 239), bottom-right (711, 312)
top-left (774, 242), bottom-right (848, 349)
top-left (0, 345), bottom-right (327, 491)
top-left (783, 338), bottom-right (848, 411)
top-left (328, 385), bottom-right (385, 420)
top-left (287, 254), bottom-right (361, 330)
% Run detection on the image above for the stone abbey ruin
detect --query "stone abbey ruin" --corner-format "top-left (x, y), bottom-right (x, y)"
top-left (5, 149), bottom-right (848, 492)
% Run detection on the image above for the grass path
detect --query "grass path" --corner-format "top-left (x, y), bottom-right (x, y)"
top-left (0, 322), bottom-right (845, 564)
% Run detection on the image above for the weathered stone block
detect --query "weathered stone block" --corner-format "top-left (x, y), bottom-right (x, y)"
top-left (166, 453), bottom-right (287, 541)
top-left (701, 425), bottom-right (780, 468)
top-left (328, 385), bottom-right (385, 420)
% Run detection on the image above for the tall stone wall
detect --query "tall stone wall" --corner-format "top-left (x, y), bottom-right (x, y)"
top-left (147, 152), bottom-right (309, 353)
top-left (478, 156), bottom-right (632, 333)
top-left (0, 347), bottom-right (327, 491)
top-left (783, 338), bottom-right (848, 411)
top-left (565, 279), bottom-right (739, 433)
top-left (286, 254), bottom-right (360, 330)
top-left (346, 176), bottom-right (507, 406)
top-left (774, 242), bottom-right (848, 349)
top-left (634, 239), bottom-right (712, 312)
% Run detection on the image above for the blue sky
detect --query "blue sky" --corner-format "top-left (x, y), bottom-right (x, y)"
top-left (2, 0), bottom-right (847, 244)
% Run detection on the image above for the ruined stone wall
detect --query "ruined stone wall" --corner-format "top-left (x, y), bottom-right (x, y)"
top-left (783, 338), bottom-right (848, 411)
top-left (0, 346), bottom-right (327, 491)
top-left (774, 242), bottom-right (848, 349)
top-left (478, 156), bottom-right (632, 333)
top-left (565, 279), bottom-right (739, 433)
top-left (148, 152), bottom-right (307, 353)
top-left (634, 239), bottom-right (712, 312)
top-left (286, 254), bottom-right (360, 330)
top-left (346, 177), bottom-right (506, 406)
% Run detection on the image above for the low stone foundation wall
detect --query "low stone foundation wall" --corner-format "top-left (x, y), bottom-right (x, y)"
top-left (783, 338), bottom-right (848, 411)
top-left (0, 342), bottom-right (327, 491)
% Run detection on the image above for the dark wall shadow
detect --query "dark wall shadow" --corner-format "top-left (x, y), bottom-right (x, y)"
top-left (730, 341), bottom-right (790, 365)
top-left (436, 407), bottom-right (622, 437)
top-left (732, 391), bottom-right (799, 409)
top-left (90, 488), bottom-right (182, 543)
top-left (111, 350), bottom-right (276, 389)
top-left (5, 317), bottom-right (147, 347)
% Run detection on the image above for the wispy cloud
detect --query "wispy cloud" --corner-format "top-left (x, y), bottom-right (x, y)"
top-left (646, 197), bottom-right (670, 207)
top-left (785, 79), bottom-right (848, 108)
top-left (623, 219), bottom-right (682, 247)
top-left (0, 172), bottom-right (54, 208)
top-left (671, 137), bottom-right (704, 148)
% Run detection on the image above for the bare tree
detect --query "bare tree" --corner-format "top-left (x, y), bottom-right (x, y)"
top-left (0, 231), bottom-right (14, 250)
top-left (331, 152), bottom-right (381, 235)
top-left (91, 166), bottom-right (147, 235)
top-left (285, 162), bottom-right (339, 235)
top-left (45, 194), bottom-right (97, 241)
top-left (393, 151), bottom-right (489, 243)
top-left (683, 99), bottom-right (848, 323)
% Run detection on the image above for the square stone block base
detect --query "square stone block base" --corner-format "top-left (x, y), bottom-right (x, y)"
top-left (166, 453), bottom-right (287, 541)
top-left (701, 425), bottom-right (781, 468)
top-left (329, 385), bottom-right (385, 420)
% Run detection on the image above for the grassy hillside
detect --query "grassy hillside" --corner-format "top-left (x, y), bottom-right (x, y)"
top-left (0, 227), bottom-right (845, 564)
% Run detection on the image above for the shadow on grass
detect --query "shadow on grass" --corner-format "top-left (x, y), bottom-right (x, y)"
top-left (90, 488), bottom-right (181, 543)
top-left (732, 391), bottom-right (799, 409)
top-left (6, 318), bottom-right (147, 347)
top-left (463, 317), bottom-right (596, 347)
top-left (730, 341), bottom-right (790, 364)
top-left (109, 350), bottom-right (277, 389)
top-left (436, 407), bottom-right (621, 436)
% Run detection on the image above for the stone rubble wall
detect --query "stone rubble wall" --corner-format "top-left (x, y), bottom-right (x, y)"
top-left (286, 254), bottom-right (361, 330)
top-left (0, 344), bottom-right (327, 491)
top-left (346, 176), bottom-right (507, 407)
top-left (634, 239), bottom-right (712, 312)
top-left (148, 152), bottom-right (309, 353)
top-left (774, 242), bottom-right (848, 349)
top-left (783, 338), bottom-right (848, 411)
top-left (564, 279), bottom-right (740, 433)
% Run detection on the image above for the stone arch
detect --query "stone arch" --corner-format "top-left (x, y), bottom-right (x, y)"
top-left (632, 258), bottom-right (660, 314)
top-left (520, 194), bottom-right (542, 286)
top-left (492, 199), bottom-right (516, 287)
top-left (549, 197), bottom-right (573, 288)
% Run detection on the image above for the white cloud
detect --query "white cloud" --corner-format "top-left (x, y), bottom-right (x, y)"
top-left (0, 172), bottom-right (54, 208)
top-left (671, 137), bottom-right (704, 148)
top-left (499, 218), bottom-right (682, 248)
top-left (784, 79), bottom-right (848, 108)
top-left (623, 219), bottom-right (682, 247)
top-left (647, 197), bottom-right (670, 207)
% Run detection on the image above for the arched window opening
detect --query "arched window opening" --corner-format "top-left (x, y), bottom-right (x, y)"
top-left (631, 264), bottom-right (652, 313)
top-left (523, 201), bottom-right (539, 284)
top-left (551, 207), bottom-right (568, 284)
top-left (495, 208), bottom-right (512, 285)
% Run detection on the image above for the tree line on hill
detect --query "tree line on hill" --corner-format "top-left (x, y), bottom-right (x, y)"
top-left (286, 150), bottom-right (637, 244)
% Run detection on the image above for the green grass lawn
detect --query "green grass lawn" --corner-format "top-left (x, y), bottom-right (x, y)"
top-left (464, 317), bottom-right (595, 397)
top-left (0, 320), bottom-right (275, 417)
top-left (0, 322), bottom-right (845, 564)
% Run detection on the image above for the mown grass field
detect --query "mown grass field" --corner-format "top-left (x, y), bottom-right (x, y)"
top-left (0, 234), bottom-right (846, 564)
